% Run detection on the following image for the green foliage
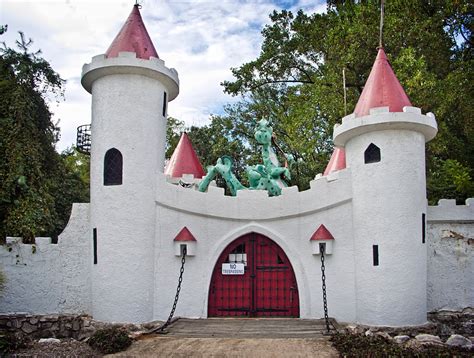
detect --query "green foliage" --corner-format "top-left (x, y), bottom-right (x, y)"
top-left (0, 268), bottom-right (6, 295)
top-left (0, 33), bottom-right (89, 243)
top-left (0, 332), bottom-right (28, 354)
top-left (330, 333), bottom-right (473, 358)
top-left (87, 327), bottom-right (132, 354)
top-left (217, 0), bottom-right (473, 202)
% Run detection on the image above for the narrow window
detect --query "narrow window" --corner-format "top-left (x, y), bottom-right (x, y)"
top-left (364, 143), bottom-right (381, 164)
top-left (180, 244), bottom-right (187, 256)
top-left (422, 213), bottom-right (426, 244)
top-left (93, 228), bottom-right (98, 265)
top-left (104, 148), bottom-right (123, 185)
top-left (162, 92), bottom-right (167, 117)
top-left (373, 245), bottom-right (379, 266)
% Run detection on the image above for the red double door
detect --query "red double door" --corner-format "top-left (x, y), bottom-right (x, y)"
top-left (208, 233), bottom-right (299, 317)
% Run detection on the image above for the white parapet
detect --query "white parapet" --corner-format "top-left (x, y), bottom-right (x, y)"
top-left (156, 169), bottom-right (352, 221)
top-left (81, 52), bottom-right (179, 100)
top-left (428, 198), bottom-right (474, 223)
top-left (333, 107), bottom-right (438, 147)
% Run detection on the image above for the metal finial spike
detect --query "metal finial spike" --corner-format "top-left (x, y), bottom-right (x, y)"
top-left (135, 0), bottom-right (142, 9)
top-left (379, 0), bottom-right (385, 48)
top-left (343, 67), bottom-right (347, 116)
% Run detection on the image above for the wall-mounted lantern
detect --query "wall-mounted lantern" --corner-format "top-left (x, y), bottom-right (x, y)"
top-left (173, 227), bottom-right (197, 256)
top-left (310, 224), bottom-right (335, 255)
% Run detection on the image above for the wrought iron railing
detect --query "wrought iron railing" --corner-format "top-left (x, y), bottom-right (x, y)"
top-left (76, 124), bottom-right (91, 155)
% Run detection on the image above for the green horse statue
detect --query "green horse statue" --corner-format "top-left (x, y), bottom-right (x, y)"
top-left (198, 119), bottom-right (294, 196)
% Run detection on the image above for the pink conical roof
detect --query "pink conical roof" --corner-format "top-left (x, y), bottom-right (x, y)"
top-left (310, 225), bottom-right (335, 241)
top-left (354, 48), bottom-right (411, 117)
top-left (165, 133), bottom-right (205, 178)
top-left (323, 147), bottom-right (346, 176)
top-left (106, 5), bottom-right (159, 60)
top-left (173, 227), bottom-right (197, 242)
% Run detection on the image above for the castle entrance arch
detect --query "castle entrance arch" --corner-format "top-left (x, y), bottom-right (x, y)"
top-left (208, 233), bottom-right (299, 317)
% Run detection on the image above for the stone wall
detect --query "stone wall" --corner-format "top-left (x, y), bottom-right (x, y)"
top-left (0, 314), bottom-right (88, 339)
top-left (0, 204), bottom-right (91, 315)
top-left (427, 199), bottom-right (474, 312)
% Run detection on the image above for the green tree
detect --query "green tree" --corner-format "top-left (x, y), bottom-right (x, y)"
top-left (0, 33), bottom-right (88, 243)
top-left (219, 0), bottom-right (473, 202)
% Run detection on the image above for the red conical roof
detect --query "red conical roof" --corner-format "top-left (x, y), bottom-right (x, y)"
top-left (354, 48), bottom-right (411, 117)
top-left (106, 5), bottom-right (159, 60)
top-left (165, 133), bottom-right (205, 178)
top-left (323, 147), bottom-right (346, 176)
top-left (310, 225), bottom-right (335, 241)
top-left (173, 227), bottom-right (197, 242)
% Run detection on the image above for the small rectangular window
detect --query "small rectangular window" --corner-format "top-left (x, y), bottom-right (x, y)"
top-left (373, 245), bottom-right (379, 266)
top-left (162, 92), bottom-right (167, 117)
top-left (422, 213), bottom-right (426, 244)
top-left (93, 228), bottom-right (98, 265)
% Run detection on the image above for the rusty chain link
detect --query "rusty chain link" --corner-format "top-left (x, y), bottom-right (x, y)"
top-left (320, 244), bottom-right (331, 334)
top-left (157, 246), bottom-right (187, 332)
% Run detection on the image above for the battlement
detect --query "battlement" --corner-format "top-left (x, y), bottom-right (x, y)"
top-left (334, 106), bottom-right (437, 147)
top-left (81, 51), bottom-right (179, 99)
top-left (1, 203), bottom-right (90, 253)
top-left (427, 198), bottom-right (474, 223)
top-left (156, 168), bottom-right (352, 220)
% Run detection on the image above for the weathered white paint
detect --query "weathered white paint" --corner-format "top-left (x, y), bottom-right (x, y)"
top-left (427, 199), bottom-right (474, 311)
top-left (153, 171), bottom-right (357, 323)
top-left (334, 109), bottom-right (438, 326)
top-left (0, 204), bottom-right (91, 315)
top-left (84, 52), bottom-right (179, 323)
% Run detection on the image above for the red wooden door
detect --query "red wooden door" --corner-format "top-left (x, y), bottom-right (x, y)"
top-left (208, 233), bottom-right (299, 317)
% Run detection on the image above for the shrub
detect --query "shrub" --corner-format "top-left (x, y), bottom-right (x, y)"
top-left (0, 269), bottom-right (6, 296)
top-left (330, 333), bottom-right (473, 358)
top-left (0, 332), bottom-right (28, 354)
top-left (87, 327), bottom-right (132, 354)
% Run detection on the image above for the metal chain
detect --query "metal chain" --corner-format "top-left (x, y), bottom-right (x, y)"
top-left (158, 246), bottom-right (187, 332)
top-left (320, 245), bottom-right (331, 334)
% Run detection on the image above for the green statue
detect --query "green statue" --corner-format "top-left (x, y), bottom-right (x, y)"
top-left (198, 119), bottom-right (295, 196)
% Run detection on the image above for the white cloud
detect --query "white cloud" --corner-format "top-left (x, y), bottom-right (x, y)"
top-left (1, 0), bottom-right (325, 151)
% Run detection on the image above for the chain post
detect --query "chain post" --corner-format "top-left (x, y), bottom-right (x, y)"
top-left (320, 244), bottom-right (331, 334)
top-left (157, 245), bottom-right (187, 333)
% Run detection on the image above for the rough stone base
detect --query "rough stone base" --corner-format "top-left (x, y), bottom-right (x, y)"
top-left (0, 314), bottom-right (163, 340)
top-left (428, 308), bottom-right (474, 338)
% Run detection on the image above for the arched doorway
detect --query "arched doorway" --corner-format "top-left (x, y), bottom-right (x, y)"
top-left (208, 233), bottom-right (299, 317)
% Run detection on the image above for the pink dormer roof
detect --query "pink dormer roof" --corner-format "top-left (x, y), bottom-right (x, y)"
top-left (165, 133), bottom-right (205, 179)
top-left (174, 227), bottom-right (197, 242)
top-left (323, 147), bottom-right (346, 176)
top-left (105, 4), bottom-right (159, 60)
top-left (310, 225), bottom-right (335, 241)
top-left (354, 48), bottom-right (411, 117)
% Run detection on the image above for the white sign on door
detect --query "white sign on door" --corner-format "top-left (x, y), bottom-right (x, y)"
top-left (222, 263), bottom-right (245, 275)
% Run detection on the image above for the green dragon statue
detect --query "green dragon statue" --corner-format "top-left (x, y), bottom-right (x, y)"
top-left (198, 119), bottom-right (294, 196)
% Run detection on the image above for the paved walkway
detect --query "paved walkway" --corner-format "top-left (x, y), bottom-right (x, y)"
top-left (110, 318), bottom-right (339, 357)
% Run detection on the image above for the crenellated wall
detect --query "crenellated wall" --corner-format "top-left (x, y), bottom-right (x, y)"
top-left (0, 204), bottom-right (91, 315)
top-left (154, 169), bottom-right (357, 322)
top-left (427, 199), bottom-right (474, 312)
top-left (0, 181), bottom-right (472, 325)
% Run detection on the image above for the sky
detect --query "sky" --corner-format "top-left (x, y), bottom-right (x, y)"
top-left (1, 0), bottom-right (326, 151)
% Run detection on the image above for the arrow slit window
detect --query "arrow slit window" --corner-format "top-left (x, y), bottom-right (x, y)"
top-left (104, 148), bottom-right (123, 185)
top-left (364, 143), bottom-right (381, 164)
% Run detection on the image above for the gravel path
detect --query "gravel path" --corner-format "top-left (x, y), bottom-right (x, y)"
top-left (108, 336), bottom-right (338, 357)
top-left (11, 339), bottom-right (101, 358)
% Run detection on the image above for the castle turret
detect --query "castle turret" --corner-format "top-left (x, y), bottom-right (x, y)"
top-left (81, 4), bottom-right (179, 323)
top-left (334, 48), bottom-right (437, 326)
top-left (164, 133), bottom-right (205, 179)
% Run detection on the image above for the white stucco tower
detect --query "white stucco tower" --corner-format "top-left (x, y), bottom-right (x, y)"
top-left (334, 48), bottom-right (437, 326)
top-left (81, 5), bottom-right (179, 323)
